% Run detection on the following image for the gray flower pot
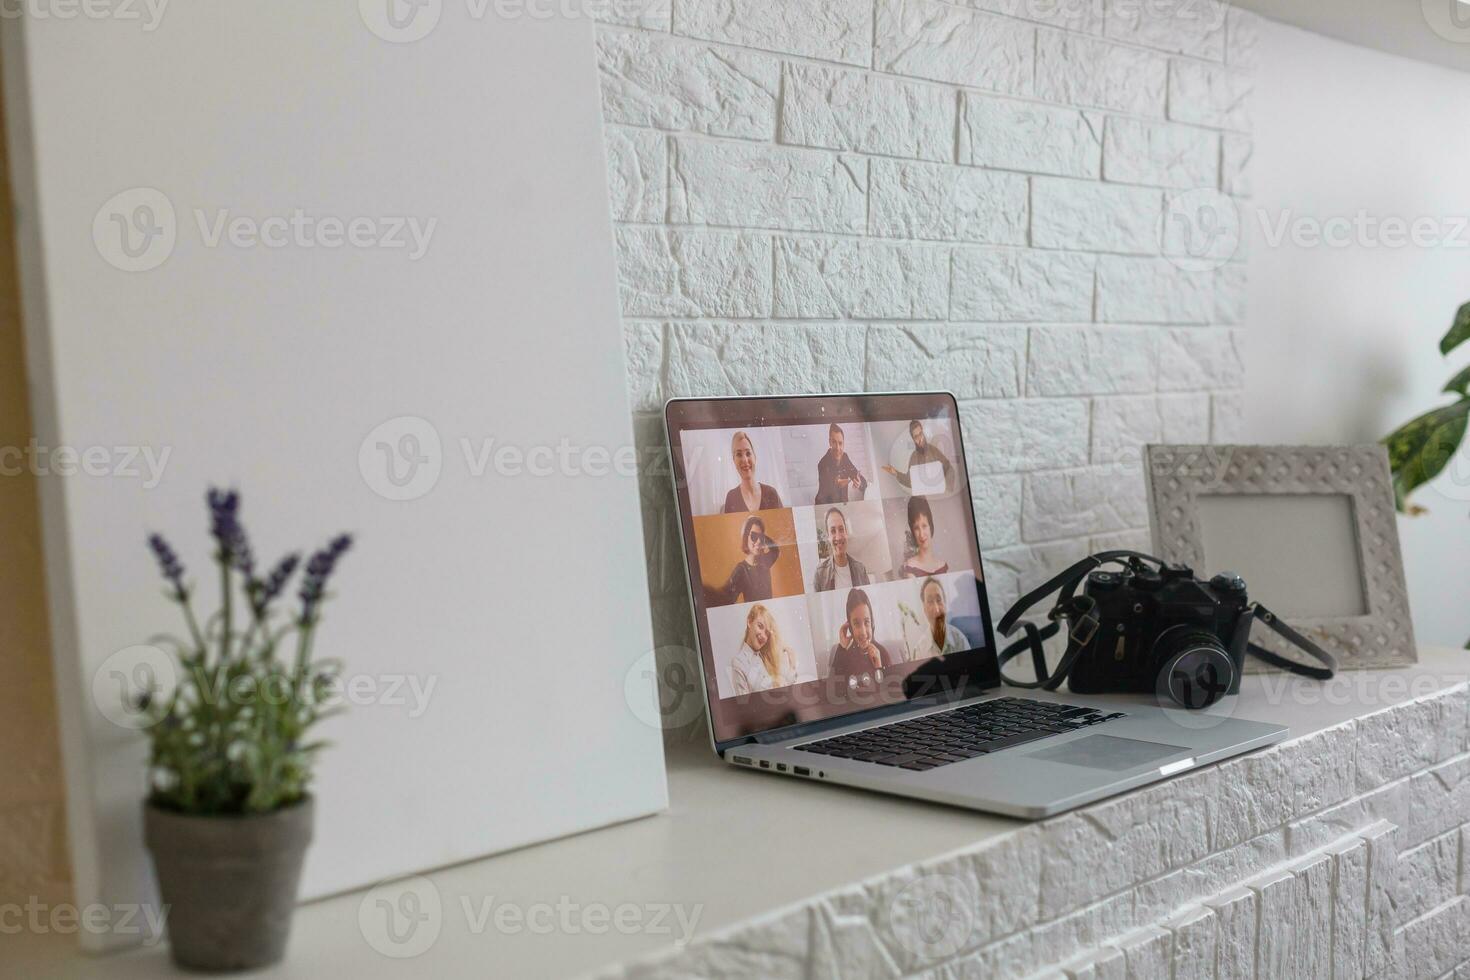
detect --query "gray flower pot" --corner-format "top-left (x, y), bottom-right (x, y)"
top-left (144, 797), bottom-right (314, 972)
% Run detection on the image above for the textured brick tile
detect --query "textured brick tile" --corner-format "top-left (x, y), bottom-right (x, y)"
top-left (673, 0), bottom-right (872, 64)
top-left (1022, 465), bottom-right (1149, 541)
top-left (1157, 328), bottom-right (1245, 391)
top-left (1032, 178), bottom-right (1162, 255)
top-left (598, 30), bottom-right (778, 138)
top-left (1103, 117), bottom-right (1218, 190)
top-left (875, 0), bottom-right (1035, 95)
top-left (615, 227), bottom-right (771, 317)
top-left (659, 321), bottom-right (866, 403)
top-left (1287, 851), bottom-right (1333, 979)
top-left (870, 159), bottom-right (1028, 245)
top-left (952, 248), bottom-right (1095, 322)
top-left (1327, 836), bottom-right (1368, 980)
top-left (1028, 327), bottom-right (1158, 396)
top-left (781, 63), bottom-right (953, 162)
top-left (960, 94), bottom-right (1102, 178)
top-left (1104, 0), bottom-right (1227, 60)
top-left (773, 237), bottom-right (948, 320)
top-left (1205, 887), bottom-right (1256, 980)
top-left (670, 138), bottom-right (867, 233)
top-left (1036, 30), bottom-right (1167, 117)
top-left (1168, 59), bottom-right (1252, 131)
top-left (1096, 256), bottom-right (1214, 324)
top-left (959, 399), bottom-right (1090, 475)
top-left (1165, 906), bottom-right (1214, 980)
top-left (604, 127), bottom-right (666, 223)
top-left (1397, 831), bottom-right (1461, 925)
top-left (1363, 820), bottom-right (1400, 976)
top-left (865, 323), bottom-right (1026, 399)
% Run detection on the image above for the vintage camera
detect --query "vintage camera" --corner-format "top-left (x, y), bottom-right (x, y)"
top-left (998, 551), bottom-right (1335, 709)
top-left (1067, 563), bottom-right (1251, 708)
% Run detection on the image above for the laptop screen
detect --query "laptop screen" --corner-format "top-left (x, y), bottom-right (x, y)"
top-left (665, 393), bottom-right (1000, 747)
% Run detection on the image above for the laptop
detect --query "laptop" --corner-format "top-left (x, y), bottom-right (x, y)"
top-left (664, 392), bottom-right (1287, 819)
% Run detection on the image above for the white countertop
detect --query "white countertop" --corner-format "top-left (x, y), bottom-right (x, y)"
top-left (11, 647), bottom-right (1468, 979)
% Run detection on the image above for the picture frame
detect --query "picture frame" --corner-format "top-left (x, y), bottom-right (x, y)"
top-left (1144, 444), bottom-right (1417, 670)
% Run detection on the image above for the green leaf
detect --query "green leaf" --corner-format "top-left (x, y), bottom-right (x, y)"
top-left (1382, 398), bottom-right (1470, 511)
top-left (1444, 363), bottom-right (1470, 397)
top-left (1444, 302), bottom-right (1470, 356)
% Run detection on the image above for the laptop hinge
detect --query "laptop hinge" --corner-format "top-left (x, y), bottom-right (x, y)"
top-left (747, 690), bottom-right (962, 746)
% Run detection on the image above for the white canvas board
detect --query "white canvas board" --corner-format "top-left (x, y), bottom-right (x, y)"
top-left (2, 2), bottom-right (666, 950)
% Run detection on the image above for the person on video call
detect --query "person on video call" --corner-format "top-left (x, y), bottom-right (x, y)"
top-left (812, 507), bottom-right (870, 592)
top-left (710, 514), bottom-right (780, 605)
top-left (814, 423), bottom-right (868, 505)
top-left (828, 588), bottom-right (895, 678)
top-left (729, 604), bottom-right (800, 694)
top-left (901, 577), bottom-right (970, 661)
top-left (722, 430), bottom-right (783, 513)
top-left (881, 420), bottom-right (955, 493)
top-left (899, 495), bottom-right (949, 578)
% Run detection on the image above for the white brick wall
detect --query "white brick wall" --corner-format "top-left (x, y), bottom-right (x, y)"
top-left (597, 0), bottom-right (1255, 712)
top-left (599, 684), bottom-right (1470, 980)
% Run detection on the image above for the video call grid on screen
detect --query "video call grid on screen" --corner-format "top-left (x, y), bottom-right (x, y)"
top-left (666, 394), bottom-right (999, 745)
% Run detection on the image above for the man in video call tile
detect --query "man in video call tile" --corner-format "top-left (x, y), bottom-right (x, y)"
top-left (814, 423), bottom-right (867, 505)
top-left (882, 420), bottom-right (954, 493)
top-left (829, 588), bottom-right (896, 678)
top-left (900, 577), bottom-right (970, 661)
top-left (812, 506), bottom-right (870, 592)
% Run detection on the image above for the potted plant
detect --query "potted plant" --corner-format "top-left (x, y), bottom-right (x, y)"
top-left (1382, 300), bottom-right (1470, 516)
top-left (134, 488), bottom-right (352, 971)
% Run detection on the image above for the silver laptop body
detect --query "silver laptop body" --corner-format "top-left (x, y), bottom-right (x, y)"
top-left (665, 393), bottom-right (1286, 819)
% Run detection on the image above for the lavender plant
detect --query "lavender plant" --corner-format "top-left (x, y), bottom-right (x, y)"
top-left (138, 489), bottom-right (352, 815)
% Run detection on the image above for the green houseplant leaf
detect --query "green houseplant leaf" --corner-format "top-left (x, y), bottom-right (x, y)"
top-left (1444, 363), bottom-right (1470, 397)
top-left (1383, 398), bottom-right (1470, 512)
top-left (1443, 301), bottom-right (1470, 356)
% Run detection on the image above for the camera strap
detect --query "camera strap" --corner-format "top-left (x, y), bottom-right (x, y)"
top-left (995, 551), bottom-right (1337, 690)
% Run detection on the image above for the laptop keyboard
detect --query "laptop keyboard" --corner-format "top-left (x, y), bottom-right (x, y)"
top-left (794, 697), bottom-right (1125, 772)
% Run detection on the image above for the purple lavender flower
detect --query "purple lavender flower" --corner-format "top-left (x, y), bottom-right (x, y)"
top-left (299, 534), bottom-right (352, 623)
top-left (248, 552), bottom-right (300, 617)
top-left (207, 488), bottom-right (243, 565)
top-left (148, 533), bottom-right (188, 600)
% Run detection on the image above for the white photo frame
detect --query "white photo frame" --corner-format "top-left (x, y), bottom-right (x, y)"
top-left (1145, 445), bottom-right (1417, 670)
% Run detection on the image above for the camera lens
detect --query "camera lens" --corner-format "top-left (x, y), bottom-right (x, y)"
top-left (1152, 625), bottom-right (1236, 709)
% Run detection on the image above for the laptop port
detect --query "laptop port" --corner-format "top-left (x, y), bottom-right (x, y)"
top-left (794, 766), bottom-right (811, 777)
top-left (776, 763), bottom-right (787, 772)
top-left (731, 756), bottom-right (752, 766)
top-left (758, 760), bottom-right (770, 769)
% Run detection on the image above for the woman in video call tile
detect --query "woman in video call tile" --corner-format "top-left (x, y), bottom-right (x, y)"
top-left (710, 515), bottom-right (780, 605)
top-left (899, 495), bottom-right (949, 578)
top-left (814, 423), bottom-right (867, 505)
top-left (829, 588), bottom-right (896, 678)
top-left (729, 603), bottom-right (800, 694)
top-left (900, 577), bottom-right (970, 661)
top-left (881, 420), bottom-right (954, 492)
top-left (812, 506), bottom-right (870, 592)
top-left (723, 430), bottom-right (784, 513)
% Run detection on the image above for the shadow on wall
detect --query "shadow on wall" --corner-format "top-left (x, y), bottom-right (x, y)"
top-left (0, 68), bottom-right (71, 907)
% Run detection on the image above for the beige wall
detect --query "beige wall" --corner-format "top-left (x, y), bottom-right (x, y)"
top-left (0, 67), bottom-right (70, 908)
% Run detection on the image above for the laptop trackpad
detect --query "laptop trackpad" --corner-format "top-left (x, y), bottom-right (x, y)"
top-left (1028, 734), bottom-right (1190, 771)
